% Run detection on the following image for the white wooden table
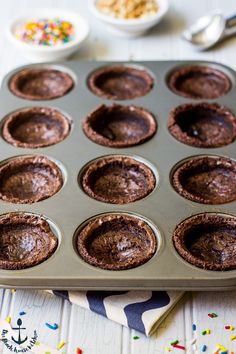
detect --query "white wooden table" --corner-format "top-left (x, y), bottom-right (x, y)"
top-left (0, 1), bottom-right (236, 353)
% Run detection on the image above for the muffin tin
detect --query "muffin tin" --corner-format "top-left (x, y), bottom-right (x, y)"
top-left (0, 60), bottom-right (236, 290)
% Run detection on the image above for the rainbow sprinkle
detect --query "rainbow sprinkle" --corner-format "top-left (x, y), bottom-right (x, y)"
top-left (217, 343), bottom-right (227, 351)
top-left (225, 325), bottom-right (234, 331)
top-left (15, 18), bottom-right (75, 46)
top-left (202, 344), bottom-right (207, 352)
top-left (57, 341), bottom-right (66, 350)
top-left (172, 344), bottom-right (185, 350)
top-left (170, 340), bottom-right (179, 345)
top-left (230, 335), bottom-right (236, 341)
top-left (133, 336), bottom-right (140, 340)
top-left (45, 322), bottom-right (59, 330)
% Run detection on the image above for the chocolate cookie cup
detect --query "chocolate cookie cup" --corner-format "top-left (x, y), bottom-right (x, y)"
top-left (2, 107), bottom-right (71, 148)
top-left (81, 155), bottom-right (156, 204)
top-left (83, 104), bottom-right (157, 148)
top-left (0, 213), bottom-right (58, 270)
top-left (168, 65), bottom-right (231, 99)
top-left (0, 155), bottom-right (63, 204)
top-left (76, 213), bottom-right (157, 270)
top-left (172, 156), bottom-right (236, 205)
top-left (173, 213), bottom-right (236, 271)
top-left (88, 65), bottom-right (154, 100)
top-left (168, 103), bottom-right (236, 148)
top-left (9, 68), bottom-right (74, 100)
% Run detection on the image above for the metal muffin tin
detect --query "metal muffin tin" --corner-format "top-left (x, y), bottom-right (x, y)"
top-left (0, 60), bottom-right (236, 291)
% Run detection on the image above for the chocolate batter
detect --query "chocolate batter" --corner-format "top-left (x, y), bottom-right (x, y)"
top-left (168, 65), bottom-right (231, 99)
top-left (168, 103), bottom-right (236, 148)
top-left (76, 213), bottom-right (157, 270)
top-left (83, 104), bottom-right (157, 148)
top-left (2, 107), bottom-right (71, 148)
top-left (9, 68), bottom-right (74, 100)
top-left (0, 155), bottom-right (63, 204)
top-left (81, 155), bottom-right (156, 204)
top-left (88, 65), bottom-right (154, 100)
top-left (173, 213), bottom-right (236, 271)
top-left (172, 156), bottom-right (236, 204)
top-left (0, 213), bottom-right (58, 270)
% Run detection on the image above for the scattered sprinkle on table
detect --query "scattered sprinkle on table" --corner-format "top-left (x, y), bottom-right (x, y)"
top-left (6, 315), bottom-right (11, 323)
top-left (76, 348), bottom-right (83, 354)
top-left (202, 344), bottom-right (207, 352)
top-left (212, 313), bottom-right (218, 317)
top-left (225, 325), bottom-right (234, 331)
top-left (15, 18), bottom-right (75, 46)
top-left (172, 344), bottom-right (185, 350)
top-left (11, 289), bottom-right (16, 293)
top-left (190, 338), bottom-right (197, 345)
top-left (133, 335), bottom-right (140, 340)
top-left (171, 340), bottom-right (179, 345)
top-left (57, 341), bottom-right (66, 350)
top-left (192, 323), bottom-right (196, 331)
top-left (217, 343), bottom-right (227, 351)
top-left (230, 335), bottom-right (236, 341)
top-left (165, 347), bottom-right (171, 352)
top-left (208, 312), bottom-right (218, 318)
top-left (45, 322), bottom-right (59, 330)
top-left (19, 311), bottom-right (26, 316)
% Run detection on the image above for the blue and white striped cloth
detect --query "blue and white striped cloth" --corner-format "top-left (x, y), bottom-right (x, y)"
top-left (51, 290), bottom-right (184, 336)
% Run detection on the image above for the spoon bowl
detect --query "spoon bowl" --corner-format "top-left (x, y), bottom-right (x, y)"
top-left (182, 11), bottom-right (236, 50)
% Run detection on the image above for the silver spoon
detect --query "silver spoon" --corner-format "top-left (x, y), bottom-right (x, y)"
top-left (182, 11), bottom-right (236, 50)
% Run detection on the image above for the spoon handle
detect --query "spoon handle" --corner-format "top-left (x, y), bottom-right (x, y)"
top-left (225, 14), bottom-right (236, 36)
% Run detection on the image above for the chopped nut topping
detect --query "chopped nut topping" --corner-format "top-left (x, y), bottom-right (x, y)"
top-left (96, 0), bottom-right (159, 19)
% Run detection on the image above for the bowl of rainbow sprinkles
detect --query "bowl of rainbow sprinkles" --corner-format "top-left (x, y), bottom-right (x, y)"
top-left (7, 8), bottom-right (90, 62)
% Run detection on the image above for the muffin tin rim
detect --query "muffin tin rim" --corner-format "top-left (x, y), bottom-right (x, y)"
top-left (0, 59), bottom-right (236, 288)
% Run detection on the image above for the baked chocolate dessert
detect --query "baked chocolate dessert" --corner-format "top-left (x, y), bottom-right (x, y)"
top-left (173, 213), bottom-right (236, 271)
top-left (0, 213), bottom-right (58, 270)
top-left (9, 68), bottom-right (74, 100)
top-left (172, 156), bottom-right (236, 205)
top-left (76, 213), bottom-right (157, 270)
top-left (2, 107), bottom-right (71, 148)
top-left (81, 155), bottom-right (156, 204)
top-left (168, 103), bottom-right (236, 148)
top-left (0, 155), bottom-right (63, 204)
top-left (168, 65), bottom-right (231, 99)
top-left (83, 104), bottom-right (157, 148)
top-left (88, 65), bottom-right (154, 100)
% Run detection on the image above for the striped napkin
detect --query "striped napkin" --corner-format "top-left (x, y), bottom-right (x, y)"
top-left (50, 290), bottom-right (184, 336)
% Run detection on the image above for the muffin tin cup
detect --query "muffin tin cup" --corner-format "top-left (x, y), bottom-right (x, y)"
top-left (0, 61), bottom-right (236, 290)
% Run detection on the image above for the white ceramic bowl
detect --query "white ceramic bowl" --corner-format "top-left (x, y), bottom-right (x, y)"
top-left (90, 0), bottom-right (169, 38)
top-left (7, 8), bottom-right (90, 62)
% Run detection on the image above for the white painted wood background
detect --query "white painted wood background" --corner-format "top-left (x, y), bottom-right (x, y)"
top-left (0, 1), bottom-right (236, 353)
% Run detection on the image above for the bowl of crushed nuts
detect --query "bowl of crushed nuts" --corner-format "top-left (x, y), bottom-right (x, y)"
top-left (90, 0), bottom-right (169, 37)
